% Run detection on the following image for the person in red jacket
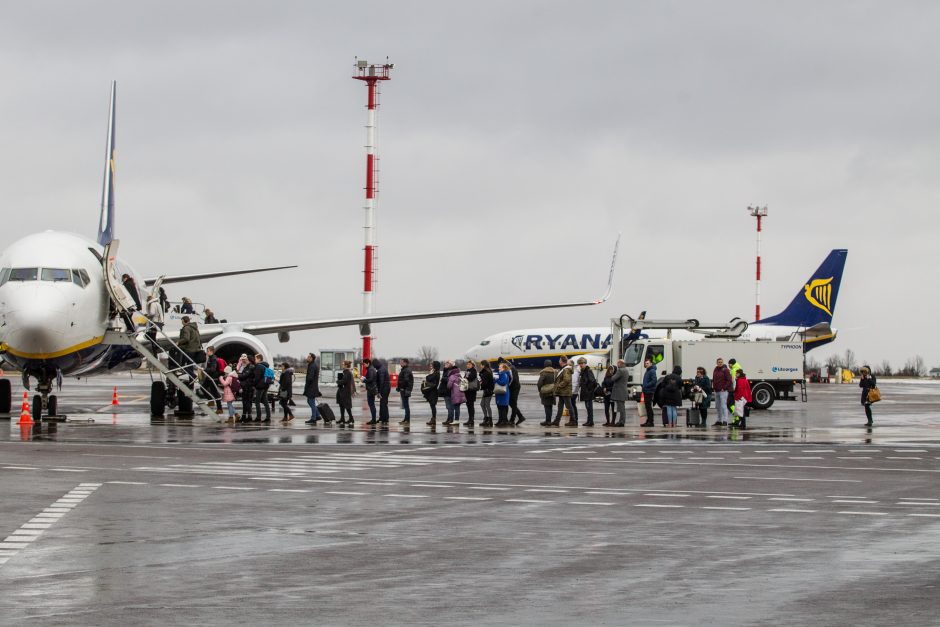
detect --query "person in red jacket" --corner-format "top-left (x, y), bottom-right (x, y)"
top-left (733, 369), bottom-right (752, 429)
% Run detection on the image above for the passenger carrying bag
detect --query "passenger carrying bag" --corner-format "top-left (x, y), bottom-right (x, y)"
top-left (867, 386), bottom-right (881, 403)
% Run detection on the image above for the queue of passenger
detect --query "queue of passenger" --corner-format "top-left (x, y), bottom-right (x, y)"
top-left (201, 350), bottom-right (762, 430)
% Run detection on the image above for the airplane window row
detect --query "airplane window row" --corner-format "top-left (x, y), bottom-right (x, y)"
top-left (0, 267), bottom-right (91, 288)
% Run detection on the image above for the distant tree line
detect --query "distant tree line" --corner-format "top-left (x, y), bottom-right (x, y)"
top-left (807, 349), bottom-right (928, 377)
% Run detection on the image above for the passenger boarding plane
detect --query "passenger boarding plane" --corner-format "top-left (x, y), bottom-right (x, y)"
top-left (465, 249), bottom-right (848, 368)
top-left (0, 82), bottom-right (615, 418)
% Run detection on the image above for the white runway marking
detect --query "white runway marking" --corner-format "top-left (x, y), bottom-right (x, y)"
top-left (634, 504), bottom-right (684, 508)
top-left (506, 470), bottom-right (616, 475)
top-left (908, 513), bottom-right (940, 518)
top-left (734, 477), bottom-right (861, 482)
top-left (894, 449), bottom-right (927, 453)
top-left (325, 491), bottom-right (370, 496)
top-left (586, 491), bottom-right (632, 496)
top-left (106, 481), bottom-right (149, 485)
top-left (249, 477), bottom-right (291, 481)
top-left (769, 497), bottom-right (815, 502)
top-left (644, 493), bottom-right (689, 498)
top-left (838, 457), bottom-right (870, 460)
top-left (702, 506), bottom-right (750, 511)
top-left (899, 497), bottom-right (939, 501)
top-left (410, 484), bottom-right (453, 489)
top-left (2, 467), bottom-right (38, 470)
top-left (0, 483), bottom-right (101, 568)
top-left (269, 489), bottom-right (309, 493)
top-left (504, 499), bottom-right (555, 504)
top-left (837, 511), bottom-right (887, 516)
top-left (768, 508), bottom-right (817, 513)
top-left (886, 457), bottom-right (922, 460)
top-left (788, 457), bottom-right (823, 460)
top-left (159, 483), bottom-right (202, 488)
top-left (50, 468), bottom-right (87, 473)
top-left (707, 495), bottom-right (751, 500)
top-left (468, 487), bottom-right (511, 491)
top-left (300, 479), bottom-right (342, 484)
top-left (832, 500), bottom-right (878, 504)
top-left (384, 494), bottom-right (429, 499)
top-left (896, 502), bottom-right (940, 506)
top-left (212, 486), bottom-right (256, 490)
top-left (570, 502), bottom-right (615, 506)
top-left (526, 489), bottom-right (569, 493)
top-left (444, 496), bottom-right (491, 501)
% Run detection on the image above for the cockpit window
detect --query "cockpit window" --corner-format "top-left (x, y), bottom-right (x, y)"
top-left (78, 269), bottom-right (91, 285)
top-left (0, 268), bottom-right (10, 286)
top-left (480, 340), bottom-right (490, 346)
top-left (71, 269), bottom-right (86, 287)
top-left (8, 268), bottom-right (38, 282)
top-left (41, 268), bottom-right (72, 282)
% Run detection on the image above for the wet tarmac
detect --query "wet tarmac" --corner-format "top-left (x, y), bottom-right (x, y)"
top-left (0, 375), bottom-right (938, 625)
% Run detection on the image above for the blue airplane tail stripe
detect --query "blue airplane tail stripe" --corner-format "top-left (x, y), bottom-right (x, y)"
top-left (758, 249), bottom-right (848, 327)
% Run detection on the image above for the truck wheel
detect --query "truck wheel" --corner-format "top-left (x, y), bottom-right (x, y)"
top-left (0, 379), bottom-right (10, 414)
top-left (750, 383), bottom-right (775, 410)
top-left (150, 382), bottom-right (166, 417)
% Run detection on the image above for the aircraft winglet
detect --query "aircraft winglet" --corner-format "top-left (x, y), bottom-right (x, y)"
top-left (97, 81), bottom-right (117, 246)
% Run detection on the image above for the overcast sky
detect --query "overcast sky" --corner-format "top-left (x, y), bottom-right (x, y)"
top-left (1, 1), bottom-right (936, 369)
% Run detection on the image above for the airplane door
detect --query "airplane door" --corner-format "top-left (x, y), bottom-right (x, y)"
top-left (501, 336), bottom-right (510, 356)
top-left (101, 240), bottom-right (136, 311)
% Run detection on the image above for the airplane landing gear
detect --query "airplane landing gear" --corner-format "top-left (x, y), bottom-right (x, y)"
top-left (32, 394), bottom-right (43, 421)
top-left (0, 378), bottom-right (11, 415)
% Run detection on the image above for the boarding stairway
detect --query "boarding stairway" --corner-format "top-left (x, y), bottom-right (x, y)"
top-left (99, 239), bottom-right (219, 417)
top-left (103, 321), bottom-right (220, 417)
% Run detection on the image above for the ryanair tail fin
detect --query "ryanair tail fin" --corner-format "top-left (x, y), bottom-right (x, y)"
top-left (758, 249), bottom-right (848, 327)
top-left (97, 81), bottom-right (117, 246)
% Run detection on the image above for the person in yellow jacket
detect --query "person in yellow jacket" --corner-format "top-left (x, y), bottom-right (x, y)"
top-left (728, 358), bottom-right (742, 423)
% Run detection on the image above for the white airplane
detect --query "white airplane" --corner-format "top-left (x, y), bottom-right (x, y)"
top-left (0, 82), bottom-right (615, 419)
top-left (465, 249), bottom-right (848, 368)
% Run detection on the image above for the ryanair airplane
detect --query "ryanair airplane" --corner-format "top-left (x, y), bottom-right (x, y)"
top-left (0, 83), bottom-right (614, 418)
top-left (465, 249), bottom-right (848, 368)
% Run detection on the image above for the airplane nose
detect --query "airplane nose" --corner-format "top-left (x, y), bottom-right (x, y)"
top-left (2, 285), bottom-right (69, 356)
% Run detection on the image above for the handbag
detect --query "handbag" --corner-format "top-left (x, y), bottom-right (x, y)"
top-left (494, 383), bottom-right (508, 395)
top-left (539, 383), bottom-right (555, 396)
top-left (421, 377), bottom-right (433, 393)
top-left (867, 386), bottom-right (881, 403)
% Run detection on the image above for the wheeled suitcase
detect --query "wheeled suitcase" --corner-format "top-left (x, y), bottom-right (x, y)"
top-left (686, 407), bottom-right (701, 427)
top-left (318, 403), bottom-right (336, 422)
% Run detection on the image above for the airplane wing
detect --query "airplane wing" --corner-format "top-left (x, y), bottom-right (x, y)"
top-left (143, 265), bottom-right (297, 286)
top-left (193, 235), bottom-right (620, 343)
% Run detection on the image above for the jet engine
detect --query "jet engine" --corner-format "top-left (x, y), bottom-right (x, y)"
top-left (208, 332), bottom-right (272, 366)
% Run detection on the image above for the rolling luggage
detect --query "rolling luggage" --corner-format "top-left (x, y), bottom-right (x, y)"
top-left (686, 407), bottom-right (701, 427)
top-left (318, 403), bottom-right (336, 422)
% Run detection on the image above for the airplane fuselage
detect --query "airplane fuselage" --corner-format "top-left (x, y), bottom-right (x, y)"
top-left (0, 231), bottom-right (144, 379)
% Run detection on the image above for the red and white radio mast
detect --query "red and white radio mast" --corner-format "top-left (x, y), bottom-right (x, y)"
top-left (353, 58), bottom-right (393, 361)
top-left (748, 205), bottom-right (768, 321)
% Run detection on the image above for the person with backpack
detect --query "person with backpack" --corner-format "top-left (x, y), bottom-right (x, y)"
top-left (237, 354), bottom-right (255, 423)
top-left (219, 366), bottom-right (239, 423)
top-left (446, 362), bottom-right (466, 426)
top-left (252, 353), bottom-right (273, 423)
top-left (462, 360), bottom-right (479, 427)
top-left (303, 353), bottom-right (321, 425)
top-left (577, 358), bottom-right (598, 427)
top-left (423, 361), bottom-right (442, 426)
top-left (278, 362), bottom-right (295, 422)
top-left (396, 358), bottom-right (414, 425)
top-left (361, 358), bottom-right (378, 425)
top-left (537, 360), bottom-right (557, 426)
top-left (478, 360), bottom-right (495, 427)
top-left (336, 360), bottom-right (355, 426)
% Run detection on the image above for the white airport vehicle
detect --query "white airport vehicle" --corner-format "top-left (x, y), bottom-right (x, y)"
top-left (620, 333), bottom-right (806, 410)
top-left (0, 82), bottom-right (615, 420)
top-left (465, 249), bottom-right (847, 368)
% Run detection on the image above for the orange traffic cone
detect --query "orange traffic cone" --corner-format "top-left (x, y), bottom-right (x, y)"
top-left (19, 402), bottom-right (32, 425)
top-left (111, 387), bottom-right (119, 406)
top-left (20, 390), bottom-right (29, 411)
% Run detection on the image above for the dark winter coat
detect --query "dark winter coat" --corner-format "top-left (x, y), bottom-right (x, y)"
top-left (578, 367), bottom-right (598, 402)
top-left (661, 373), bottom-right (683, 407)
top-left (397, 365), bottom-right (414, 394)
top-left (253, 361), bottom-right (271, 391)
top-left (375, 361), bottom-right (391, 398)
top-left (364, 365), bottom-right (378, 395)
top-left (860, 374), bottom-right (877, 405)
top-left (712, 365), bottom-right (733, 392)
top-left (537, 367), bottom-right (556, 406)
top-left (509, 364), bottom-right (521, 393)
top-left (303, 361), bottom-right (320, 398)
top-left (423, 369), bottom-right (441, 402)
top-left (479, 367), bottom-right (495, 396)
top-left (464, 367), bottom-right (478, 402)
top-left (336, 368), bottom-right (354, 408)
top-left (278, 369), bottom-right (293, 399)
top-left (177, 322), bottom-right (201, 352)
top-left (642, 364), bottom-right (658, 394)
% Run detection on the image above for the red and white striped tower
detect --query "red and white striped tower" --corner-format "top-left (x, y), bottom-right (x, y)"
top-left (353, 59), bottom-right (393, 361)
top-left (748, 205), bottom-right (768, 320)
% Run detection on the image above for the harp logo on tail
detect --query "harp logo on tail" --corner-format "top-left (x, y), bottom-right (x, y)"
top-left (804, 277), bottom-right (833, 316)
